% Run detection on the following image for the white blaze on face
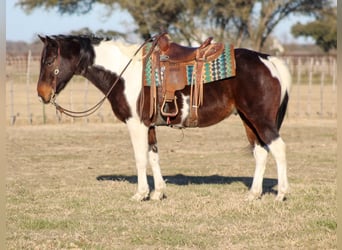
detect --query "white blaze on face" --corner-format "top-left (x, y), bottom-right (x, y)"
top-left (93, 40), bottom-right (143, 119)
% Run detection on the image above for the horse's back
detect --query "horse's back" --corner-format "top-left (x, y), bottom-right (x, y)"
top-left (234, 48), bottom-right (270, 73)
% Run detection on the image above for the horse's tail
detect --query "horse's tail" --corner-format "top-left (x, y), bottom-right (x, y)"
top-left (276, 91), bottom-right (289, 130)
top-left (267, 56), bottom-right (292, 130)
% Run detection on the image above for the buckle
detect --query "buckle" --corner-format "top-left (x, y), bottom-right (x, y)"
top-left (160, 55), bottom-right (169, 61)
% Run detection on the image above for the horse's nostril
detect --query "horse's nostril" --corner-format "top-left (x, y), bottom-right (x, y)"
top-left (37, 94), bottom-right (51, 104)
top-left (37, 84), bottom-right (53, 104)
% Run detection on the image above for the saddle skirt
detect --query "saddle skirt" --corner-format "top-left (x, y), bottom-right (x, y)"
top-left (141, 34), bottom-right (236, 126)
top-left (143, 42), bottom-right (235, 87)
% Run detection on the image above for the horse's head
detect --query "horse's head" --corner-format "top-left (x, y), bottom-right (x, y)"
top-left (37, 35), bottom-right (86, 103)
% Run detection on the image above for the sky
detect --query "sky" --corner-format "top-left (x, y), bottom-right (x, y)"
top-left (6, 0), bottom-right (315, 44)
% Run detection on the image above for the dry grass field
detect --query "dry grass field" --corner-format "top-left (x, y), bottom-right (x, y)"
top-left (6, 116), bottom-right (336, 249)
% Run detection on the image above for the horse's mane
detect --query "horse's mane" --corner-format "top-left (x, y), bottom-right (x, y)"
top-left (51, 34), bottom-right (105, 45)
top-left (48, 34), bottom-right (140, 73)
top-left (51, 34), bottom-right (140, 59)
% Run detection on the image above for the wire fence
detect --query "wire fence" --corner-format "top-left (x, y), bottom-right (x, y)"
top-left (5, 51), bottom-right (337, 125)
top-left (283, 55), bottom-right (337, 119)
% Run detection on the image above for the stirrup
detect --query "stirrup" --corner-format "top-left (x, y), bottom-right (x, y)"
top-left (161, 96), bottom-right (178, 117)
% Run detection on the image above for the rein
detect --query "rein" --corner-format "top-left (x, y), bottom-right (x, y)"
top-left (50, 34), bottom-right (163, 118)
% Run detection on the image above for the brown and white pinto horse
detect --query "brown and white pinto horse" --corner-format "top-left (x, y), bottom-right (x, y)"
top-left (37, 35), bottom-right (291, 201)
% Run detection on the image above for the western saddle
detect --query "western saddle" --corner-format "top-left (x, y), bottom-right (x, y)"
top-left (142, 33), bottom-right (225, 127)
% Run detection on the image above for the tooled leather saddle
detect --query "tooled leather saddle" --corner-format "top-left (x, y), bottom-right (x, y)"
top-left (142, 33), bottom-right (235, 127)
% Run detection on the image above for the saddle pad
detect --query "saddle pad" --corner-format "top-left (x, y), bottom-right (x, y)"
top-left (142, 43), bottom-right (236, 87)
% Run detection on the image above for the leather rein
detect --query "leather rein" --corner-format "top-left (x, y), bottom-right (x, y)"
top-left (49, 34), bottom-right (162, 118)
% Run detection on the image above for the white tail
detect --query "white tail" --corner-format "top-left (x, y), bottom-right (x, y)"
top-left (259, 56), bottom-right (292, 104)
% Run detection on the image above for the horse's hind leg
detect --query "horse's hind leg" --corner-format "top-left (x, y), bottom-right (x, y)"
top-left (242, 122), bottom-right (268, 200)
top-left (268, 137), bottom-right (288, 201)
top-left (254, 123), bottom-right (288, 201)
top-left (241, 119), bottom-right (288, 201)
top-left (249, 144), bottom-right (268, 200)
top-left (148, 126), bottom-right (166, 200)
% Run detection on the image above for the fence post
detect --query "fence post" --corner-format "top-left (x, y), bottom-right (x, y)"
top-left (284, 57), bottom-right (291, 119)
top-left (98, 104), bottom-right (104, 123)
top-left (331, 57), bottom-right (336, 118)
top-left (69, 81), bottom-right (74, 124)
top-left (42, 103), bottom-right (46, 124)
top-left (296, 57), bottom-right (302, 116)
top-left (26, 50), bottom-right (32, 124)
top-left (84, 79), bottom-right (89, 124)
top-left (307, 58), bottom-right (313, 118)
top-left (9, 80), bottom-right (16, 125)
top-left (320, 58), bottom-right (325, 118)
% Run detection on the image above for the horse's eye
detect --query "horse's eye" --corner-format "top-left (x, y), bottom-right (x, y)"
top-left (45, 58), bottom-right (55, 66)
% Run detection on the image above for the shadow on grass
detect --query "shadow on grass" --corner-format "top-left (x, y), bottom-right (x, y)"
top-left (96, 174), bottom-right (278, 195)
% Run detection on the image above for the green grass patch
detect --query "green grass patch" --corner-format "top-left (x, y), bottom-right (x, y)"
top-left (313, 219), bottom-right (337, 231)
top-left (20, 217), bottom-right (76, 231)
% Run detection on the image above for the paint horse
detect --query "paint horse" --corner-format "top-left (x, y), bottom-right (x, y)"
top-left (37, 35), bottom-right (291, 201)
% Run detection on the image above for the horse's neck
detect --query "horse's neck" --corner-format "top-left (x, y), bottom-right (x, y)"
top-left (82, 65), bottom-right (122, 96)
top-left (80, 40), bottom-right (143, 120)
top-left (92, 41), bottom-right (123, 71)
top-left (80, 41), bottom-right (127, 95)
top-left (92, 40), bottom-right (139, 74)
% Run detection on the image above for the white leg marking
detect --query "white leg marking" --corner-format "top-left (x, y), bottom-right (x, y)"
top-left (248, 144), bottom-right (268, 201)
top-left (172, 94), bottom-right (190, 128)
top-left (126, 118), bottom-right (150, 201)
top-left (268, 137), bottom-right (288, 201)
top-left (148, 148), bottom-right (166, 200)
top-left (180, 94), bottom-right (190, 126)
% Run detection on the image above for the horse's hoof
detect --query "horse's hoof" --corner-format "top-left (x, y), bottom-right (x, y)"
top-left (131, 192), bottom-right (149, 201)
top-left (150, 190), bottom-right (166, 201)
top-left (275, 193), bottom-right (286, 202)
top-left (246, 192), bottom-right (261, 201)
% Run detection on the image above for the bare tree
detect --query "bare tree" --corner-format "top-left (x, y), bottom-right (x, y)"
top-left (17, 0), bottom-right (331, 50)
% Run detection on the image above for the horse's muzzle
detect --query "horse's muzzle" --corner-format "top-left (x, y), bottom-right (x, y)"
top-left (37, 83), bottom-right (54, 104)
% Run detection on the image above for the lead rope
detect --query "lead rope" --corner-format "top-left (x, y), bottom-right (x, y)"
top-left (50, 34), bottom-right (162, 118)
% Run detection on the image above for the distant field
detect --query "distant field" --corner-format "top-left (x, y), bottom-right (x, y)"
top-left (6, 117), bottom-right (336, 249)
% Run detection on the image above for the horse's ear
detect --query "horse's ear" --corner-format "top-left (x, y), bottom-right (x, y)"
top-left (44, 36), bottom-right (59, 48)
top-left (46, 36), bottom-right (54, 43)
top-left (38, 35), bottom-right (46, 43)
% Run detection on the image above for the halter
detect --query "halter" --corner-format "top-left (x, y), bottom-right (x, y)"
top-left (50, 47), bottom-right (61, 101)
top-left (50, 34), bottom-right (163, 118)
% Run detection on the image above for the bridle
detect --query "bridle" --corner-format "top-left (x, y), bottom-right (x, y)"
top-left (50, 47), bottom-right (61, 100)
top-left (49, 33), bottom-right (163, 118)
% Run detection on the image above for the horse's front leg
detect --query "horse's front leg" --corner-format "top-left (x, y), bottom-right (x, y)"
top-left (148, 127), bottom-right (166, 200)
top-left (126, 118), bottom-right (150, 201)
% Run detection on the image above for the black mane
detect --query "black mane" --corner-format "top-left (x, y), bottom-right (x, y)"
top-left (50, 35), bottom-right (106, 74)
top-left (51, 34), bottom-right (106, 45)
